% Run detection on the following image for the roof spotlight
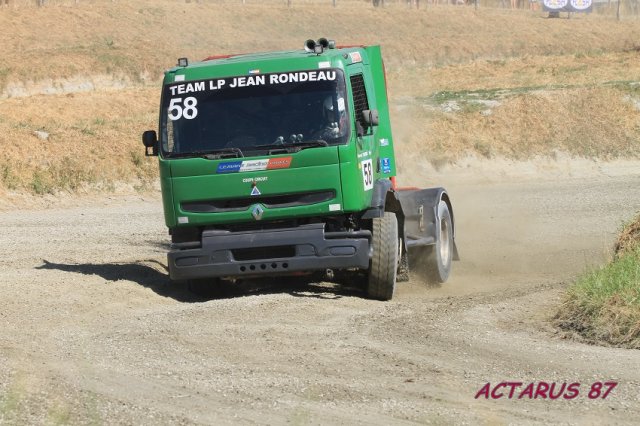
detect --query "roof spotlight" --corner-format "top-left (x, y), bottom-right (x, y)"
top-left (177, 57), bottom-right (189, 67)
top-left (305, 38), bottom-right (336, 54)
top-left (304, 39), bottom-right (316, 53)
top-left (318, 38), bottom-right (336, 49)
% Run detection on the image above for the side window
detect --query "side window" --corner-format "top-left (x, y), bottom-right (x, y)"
top-left (350, 74), bottom-right (370, 132)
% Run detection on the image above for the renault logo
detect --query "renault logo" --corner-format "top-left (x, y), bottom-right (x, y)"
top-left (251, 204), bottom-right (264, 221)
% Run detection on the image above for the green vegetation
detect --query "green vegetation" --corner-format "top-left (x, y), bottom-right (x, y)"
top-left (555, 215), bottom-right (640, 349)
top-left (28, 159), bottom-right (99, 195)
top-left (1, 163), bottom-right (19, 190)
top-left (30, 170), bottom-right (50, 195)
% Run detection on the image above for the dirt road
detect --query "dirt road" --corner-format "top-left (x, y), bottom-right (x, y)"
top-left (1, 164), bottom-right (640, 424)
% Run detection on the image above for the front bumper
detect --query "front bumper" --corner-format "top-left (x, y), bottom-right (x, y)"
top-left (168, 223), bottom-right (371, 281)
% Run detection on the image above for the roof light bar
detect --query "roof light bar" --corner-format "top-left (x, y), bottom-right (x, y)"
top-left (304, 38), bottom-right (336, 54)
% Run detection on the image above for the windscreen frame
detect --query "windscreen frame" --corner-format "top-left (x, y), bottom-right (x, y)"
top-left (159, 68), bottom-right (350, 158)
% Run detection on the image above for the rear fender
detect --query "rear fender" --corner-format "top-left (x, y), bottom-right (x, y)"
top-left (398, 187), bottom-right (459, 260)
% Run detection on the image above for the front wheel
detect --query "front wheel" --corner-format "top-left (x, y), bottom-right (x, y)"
top-left (367, 211), bottom-right (398, 301)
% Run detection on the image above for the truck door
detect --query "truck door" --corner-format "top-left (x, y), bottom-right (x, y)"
top-left (348, 68), bottom-right (378, 196)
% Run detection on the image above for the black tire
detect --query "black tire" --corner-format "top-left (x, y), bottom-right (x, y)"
top-left (424, 200), bottom-right (453, 283)
top-left (367, 211), bottom-right (398, 301)
top-left (187, 277), bottom-right (224, 299)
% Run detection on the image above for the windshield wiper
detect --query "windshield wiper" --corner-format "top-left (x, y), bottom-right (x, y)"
top-left (167, 148), bottom-right (244, 159)
top-left (254, 140), bottom-right (329, 154)
top-left (201, 147), bottom-right (244, 159)
top-left (296, 140), bottom-right (329, 148)
top-left (253, 143), bottom-right (288, 150)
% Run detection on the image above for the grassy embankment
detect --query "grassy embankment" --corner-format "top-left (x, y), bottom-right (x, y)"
top-left (555, 215), bottom-right (640, 349)
top-left (1, 1), bottom-right (640, 194)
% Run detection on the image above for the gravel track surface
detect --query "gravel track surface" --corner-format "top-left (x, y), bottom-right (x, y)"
top-left (1, 168), bottom-right (640, 424)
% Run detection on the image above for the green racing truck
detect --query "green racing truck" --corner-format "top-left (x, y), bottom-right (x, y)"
top-left (142, 38), bottom-right (458, 300)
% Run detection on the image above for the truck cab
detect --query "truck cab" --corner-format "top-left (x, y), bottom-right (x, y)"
top-left (143, 39), bottom-right (457, 300)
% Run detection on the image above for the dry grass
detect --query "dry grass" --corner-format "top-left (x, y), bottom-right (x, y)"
top-left (393, 84), bottom-right (640, 174)
top-left (0, 88), bottom-right (157, 193)
top-left (615, 213), bottom-right (640, 257)
top-left (389, 50), bottom-right (640, 96)
top-left (554, 215), bottom-right (640, 349)
top-left (1, 1), bottom-right (639, 89)
top-left (1, 1), bottom-right (640, 193)
top-left (555, 285), bottom-right (640, 349)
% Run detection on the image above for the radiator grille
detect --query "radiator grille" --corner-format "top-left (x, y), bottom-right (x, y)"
top-left (182, 190), bottom-right (335, 213)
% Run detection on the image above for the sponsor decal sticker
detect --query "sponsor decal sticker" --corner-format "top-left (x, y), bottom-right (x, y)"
top-left (267, 156), bottom-right (292, 170)
top-left (216, 161), bottom-right (242, 174)
top-left (168, 70), bottom-right (337, 97)
top-left (382, 157), bottom-right (392, 174)
top-left (167, 70), bottom-right (339, 122)
top-left (379, 138), bottom-right (389, 147)
top-left (243, 177), bottom-right (268, 183)
top-left (350, 52), bottom-right (362, 63)
top-left (240, 159), bottom-right (269, 172)
top-left (217, 158), bottom-right (292, 173)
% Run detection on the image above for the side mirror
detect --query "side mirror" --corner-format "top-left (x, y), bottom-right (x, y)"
top-left (142, 130), bottom-right (158, 156)
top-left (362, 109), bottom-right (379, 127)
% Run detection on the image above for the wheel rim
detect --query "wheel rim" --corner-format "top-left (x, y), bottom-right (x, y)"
top-left (439, 215), bottom-right (450, 264)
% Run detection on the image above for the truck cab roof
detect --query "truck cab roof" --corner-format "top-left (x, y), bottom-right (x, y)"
top-left (166, 43), bottom-right (373, 81)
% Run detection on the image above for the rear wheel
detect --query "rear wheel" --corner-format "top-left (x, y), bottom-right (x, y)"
top-left (367, 211), bottom-right (398, 301)
top-left (424, 200), bottom-right (453, 283)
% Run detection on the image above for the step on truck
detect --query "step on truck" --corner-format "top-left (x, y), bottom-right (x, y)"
top-left (142, 38), bottom-right (459, 300)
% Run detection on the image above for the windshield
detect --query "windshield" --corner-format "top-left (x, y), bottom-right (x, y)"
top-left (160, 69), bottom-right (349, 158)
